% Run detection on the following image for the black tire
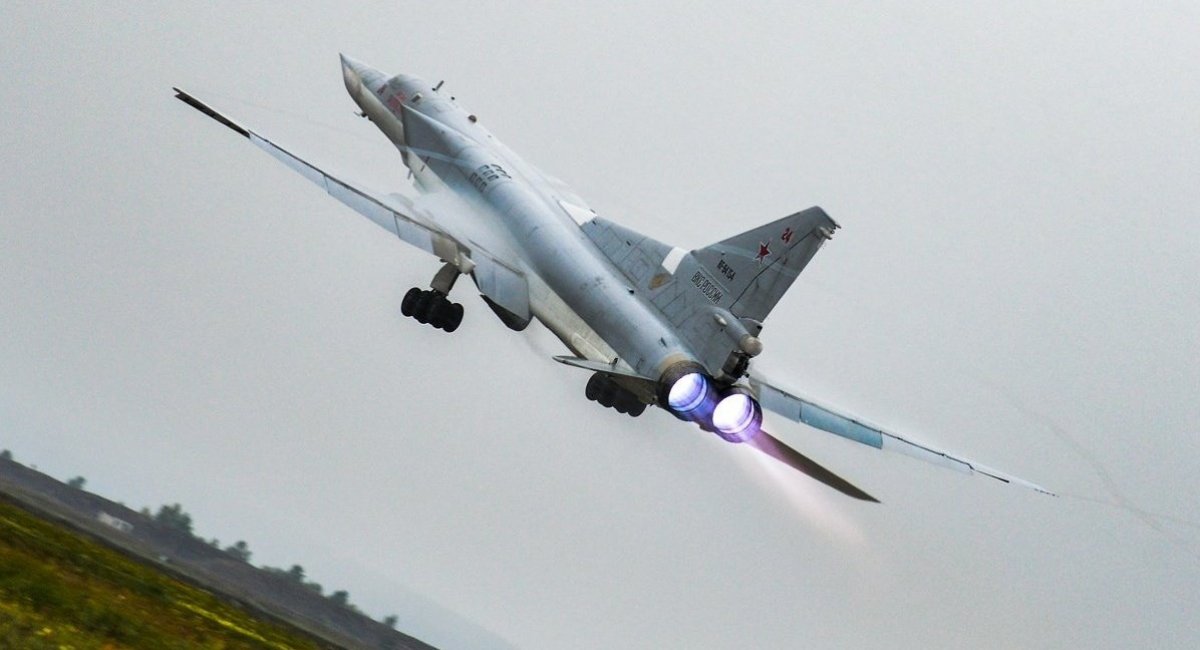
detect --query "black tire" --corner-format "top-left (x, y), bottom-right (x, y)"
top-left (429, 299), bottom-right (449, 329)
top-left (414, 291), bottom-right (433, 324)
top-left (585, 374), bottom-right (605, 401)
top-left (401, 287), bottom-right (421, 317)
top-left (443, 303), bottom-right (464, 332)
top-left (616, 392), bottom-right (642, 415)
top-left (597, 383), bottom-right (616, 408)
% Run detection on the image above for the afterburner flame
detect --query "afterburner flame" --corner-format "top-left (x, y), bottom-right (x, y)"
top-left (667, 372), bottom-right (709, 413)
top-left (711, 390), bottom-right (763, 442)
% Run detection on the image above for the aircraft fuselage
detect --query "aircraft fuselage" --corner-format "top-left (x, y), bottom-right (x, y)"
top-left (341, 56), bottom-right (697, 384)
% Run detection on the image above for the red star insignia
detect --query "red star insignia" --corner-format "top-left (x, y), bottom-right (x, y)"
top-left (756, 242), bottom-right (771, 263)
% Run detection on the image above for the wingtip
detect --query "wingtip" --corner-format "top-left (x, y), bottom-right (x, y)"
top-left (975, 464), bottom-right (1056, 497)
top-left (172, 88), bottom-right (250, 138)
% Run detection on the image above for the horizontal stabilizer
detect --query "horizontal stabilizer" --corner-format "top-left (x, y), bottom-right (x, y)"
top-left (746, 431), bottom-right (879, 502)
top-left (552, 356), bottom-right (651, 381)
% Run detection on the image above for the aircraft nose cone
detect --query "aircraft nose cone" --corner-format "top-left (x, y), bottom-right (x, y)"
top-left (339, 53), bottom-right (385, 94)
top-left (340, 54), bottom-right (362, 94)
top-left (339, 53), bottom-right (365, 75)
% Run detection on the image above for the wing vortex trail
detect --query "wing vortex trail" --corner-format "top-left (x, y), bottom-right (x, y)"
top-left (803, 282), bottom-right (1200, 556)
top-left (973, 374), bottom-right (1200, 560)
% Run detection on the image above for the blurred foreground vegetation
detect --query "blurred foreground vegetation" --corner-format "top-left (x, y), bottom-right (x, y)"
top-left (0, 497), bottom-right (324, 649)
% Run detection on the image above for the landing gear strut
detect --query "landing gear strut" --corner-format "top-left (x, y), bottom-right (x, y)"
top-left (401, 262), bottom-right (465, 332)
top-left (585, 372), bottom-right (647, 417)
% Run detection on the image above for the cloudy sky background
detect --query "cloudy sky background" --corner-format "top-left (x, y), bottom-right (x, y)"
top-left (3, 2), bottom-right (1198, 648)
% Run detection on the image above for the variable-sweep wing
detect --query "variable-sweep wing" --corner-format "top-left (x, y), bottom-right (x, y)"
top-left (749, 375), bottom-right (1055, 495)
top-left (173, 89), bottom-right (532, 324)
top-left (177, 57), bottom-right (1051, 503)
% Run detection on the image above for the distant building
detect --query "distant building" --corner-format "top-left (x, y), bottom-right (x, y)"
top-left (97, 511), bottom-right (133, 533)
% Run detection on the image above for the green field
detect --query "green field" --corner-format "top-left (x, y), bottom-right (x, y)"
top-left (0, 497), bottom-right (327, 649)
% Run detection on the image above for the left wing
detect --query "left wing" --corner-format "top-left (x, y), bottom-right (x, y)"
top-left (173, 88), bottom-right (532, 323)
top-left (749, 374), bottom-right (1054, 495)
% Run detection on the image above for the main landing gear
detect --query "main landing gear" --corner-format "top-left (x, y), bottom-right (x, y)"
top-left (401, 288), bottom-right (463, 331)
top-left (402, 262), bottom-right (465, 332)
top-left (585, 372), bottom-right (647, 417)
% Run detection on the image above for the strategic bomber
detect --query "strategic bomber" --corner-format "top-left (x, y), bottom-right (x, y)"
top-left (174, 55), bottom-right (1052, 502)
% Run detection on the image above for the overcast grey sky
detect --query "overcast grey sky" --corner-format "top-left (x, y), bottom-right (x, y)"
top-left (3, 2), bottom-right (1199, 648)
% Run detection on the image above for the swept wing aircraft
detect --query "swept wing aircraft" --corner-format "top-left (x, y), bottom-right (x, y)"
top-left (174, 55), bottom-right (1052, 502)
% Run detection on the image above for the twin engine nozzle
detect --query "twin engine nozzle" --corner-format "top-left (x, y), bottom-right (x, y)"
top-left (659, 363), bottom-right (763, 443)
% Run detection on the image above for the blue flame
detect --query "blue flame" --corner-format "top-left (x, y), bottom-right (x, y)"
top-left (667, 372), bottom-right (709, 413)
top-left (712, 392), bottom-right (762, 442)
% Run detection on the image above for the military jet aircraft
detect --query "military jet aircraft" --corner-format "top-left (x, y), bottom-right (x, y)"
top-left (174, 55), bottom-right (1051, 502)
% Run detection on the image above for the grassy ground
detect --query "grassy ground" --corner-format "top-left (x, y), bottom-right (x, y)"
top-left (0, 496), bottom-right (327, 649)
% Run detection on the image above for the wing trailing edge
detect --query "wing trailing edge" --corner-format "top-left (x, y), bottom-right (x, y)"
top-left (748, 375), bottom-right (1055, 496)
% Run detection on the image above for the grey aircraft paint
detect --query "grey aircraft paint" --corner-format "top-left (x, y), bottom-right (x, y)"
top-left (173, 54), bottom-right (1052, 502)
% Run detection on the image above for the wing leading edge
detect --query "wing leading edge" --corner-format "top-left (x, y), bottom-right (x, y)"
top-left (748, 375), bottom-right (1054, 496)
top-left (172, 88), bottom-right (532, 322)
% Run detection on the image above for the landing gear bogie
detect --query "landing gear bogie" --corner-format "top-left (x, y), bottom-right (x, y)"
top-left (585, 372), bottom-right (647, 417)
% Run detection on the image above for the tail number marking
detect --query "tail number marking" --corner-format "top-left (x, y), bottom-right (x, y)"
top-left (716, 259), bottom-right (737, 281)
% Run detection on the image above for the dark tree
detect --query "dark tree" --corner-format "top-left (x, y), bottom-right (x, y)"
top-left (153, 503), bottom-right (193, 535)
top-left (224, 540), bottom-right (252, 562)
top-left (66, 476), bottom-right (86, 489)
top-left (328, 590), bottom-right (350, 607)
top-left (0, 449), bottom-right (11, 461)
top-left (383, 614), bottom-right (399, 628)
top-left (286, 564), bottom-right (306, 583)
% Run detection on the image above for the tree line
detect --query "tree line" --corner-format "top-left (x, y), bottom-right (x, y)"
top-left (0, 450), bottom-right (402, 631)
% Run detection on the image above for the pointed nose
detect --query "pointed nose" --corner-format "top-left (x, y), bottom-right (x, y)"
top-left (339, 53), bottom-right (386, 94)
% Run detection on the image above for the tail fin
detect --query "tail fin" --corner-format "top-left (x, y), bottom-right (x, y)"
top-left (681, 206), bottom-right (837, 322)
top-left (579, 207), bottom-right (837, 377)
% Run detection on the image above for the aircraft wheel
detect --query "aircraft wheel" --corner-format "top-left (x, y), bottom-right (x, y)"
top-left (597, 383), bottom-right (617, 408)
top-left (443, 303), bottom-right (464, 332)
top-left (429, 299), bottom-right (449, 329)
top-left (585, 374), bottom-right (604, 401)
top-left (414, 291), bottom-right (434, 324)
top-left (616, 393), bottom-right (642, 416)
top-left (401, 287), bottom-right (421, 317)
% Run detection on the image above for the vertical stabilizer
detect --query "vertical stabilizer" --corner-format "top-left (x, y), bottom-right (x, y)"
top-left (579, 207), bottom-right (837, 377)
top-left (680, 206), bottom-right (837, 323)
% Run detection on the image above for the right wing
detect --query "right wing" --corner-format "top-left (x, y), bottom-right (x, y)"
top-left (173, 88), bottom-right (531, 322)
top-left (749, 374), bottom-right (1055, 496)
